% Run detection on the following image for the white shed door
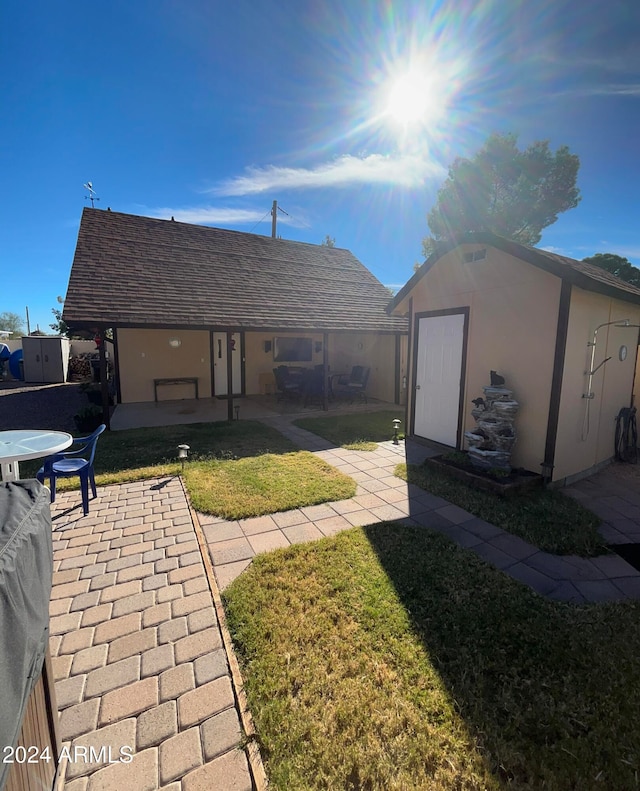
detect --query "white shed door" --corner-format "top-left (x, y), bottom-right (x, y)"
top-left (414, 314), bottom-right (465, 446)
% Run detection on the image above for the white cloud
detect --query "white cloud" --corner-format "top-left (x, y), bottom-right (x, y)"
top-left (556, 83), bottom-right (640, 97)
top-left (208, 154), bottom-right (444, 197)
top-left (540, 245), bottom-right (566, 255)
top-left (144, 206), bottom-right (307, 228)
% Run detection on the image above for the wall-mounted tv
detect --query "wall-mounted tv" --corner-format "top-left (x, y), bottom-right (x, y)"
top-left (273, 337), bottom-right (313, 362)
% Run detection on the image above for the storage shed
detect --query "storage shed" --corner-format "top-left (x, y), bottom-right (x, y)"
top-left (388, 233), bottom-right (640, 485)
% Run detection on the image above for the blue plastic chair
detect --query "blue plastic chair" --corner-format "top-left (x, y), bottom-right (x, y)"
top-left (37, 424), bottom-right (106, 515)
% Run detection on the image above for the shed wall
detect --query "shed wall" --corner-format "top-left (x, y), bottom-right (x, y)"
top-left (396, 246), bottom-right (562, 472)
top-left (553, 291), bottom-right (640, 482)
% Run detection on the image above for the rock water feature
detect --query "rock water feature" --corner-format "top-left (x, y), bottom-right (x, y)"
top-left (465, 377), bottom-right (519, 472)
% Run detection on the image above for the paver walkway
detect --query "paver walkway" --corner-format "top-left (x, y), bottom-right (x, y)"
top-left (49, 478), bottom-right (256, 791)
top-left (201, 416), bottom-right (640, 602)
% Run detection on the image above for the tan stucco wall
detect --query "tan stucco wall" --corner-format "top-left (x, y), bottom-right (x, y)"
top-left (394, 246), bottom-right (562, 472)
top-left (553, 291), bottom-right (640, 482)
top-left (116, 329), bottom-right (212, 402)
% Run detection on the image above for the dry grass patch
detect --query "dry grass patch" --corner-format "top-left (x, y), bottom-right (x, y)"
top-left (224, 525), bottom-right (640, 790)
top-left (184, 451), bottom-right (356, 519)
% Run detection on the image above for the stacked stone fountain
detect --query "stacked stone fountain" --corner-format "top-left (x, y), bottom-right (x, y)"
top-left (465, 374), bottom-right (519, 472)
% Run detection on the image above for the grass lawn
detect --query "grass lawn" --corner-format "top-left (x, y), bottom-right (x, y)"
top-left (20, 420), bottom-right (356, 518)
top-left (19, 420), bottom-right (296, 487)
top-left (185, 451), bottom-right (356, 519)
top-left (224, 525), bottom-right (640, 791)
top-left (293, 409), bottom-right (404, 451)
top-left (396, 462), bottom-right (606, 557)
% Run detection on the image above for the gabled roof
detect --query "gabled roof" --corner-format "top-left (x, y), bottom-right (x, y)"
top-left (388, 231), bottom-right (640, 313)
top-left (64, 209), bottom-right (407, 333)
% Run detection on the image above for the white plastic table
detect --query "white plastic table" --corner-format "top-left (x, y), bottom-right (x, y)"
top-left (0, 430), bottom-right (73, 482)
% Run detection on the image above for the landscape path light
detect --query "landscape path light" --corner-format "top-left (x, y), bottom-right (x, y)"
top-left (177, 444), bottom-right (190, 473)
top-left (392, 418), bottom-right (402, 445)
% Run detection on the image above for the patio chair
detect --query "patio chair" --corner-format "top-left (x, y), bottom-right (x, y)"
top-left (334, 365), bottom-right (371, 403)
top-left (302, 366), bottom-right (326, 407)
top-left (273, 366), bottom-right (303, 402)
top-left (36, 424), bottom-right (106, 516)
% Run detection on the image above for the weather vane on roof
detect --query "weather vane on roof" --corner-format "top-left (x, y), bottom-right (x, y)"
top-left (83, 182), bottom-right (100, 208)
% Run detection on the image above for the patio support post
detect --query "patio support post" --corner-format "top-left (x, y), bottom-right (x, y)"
top-left (97, 329), bottom-right (110, 430)
top-left (226, 331), bottom-right (234, 422)
top-left (323, 332), bottom-right (329, 411)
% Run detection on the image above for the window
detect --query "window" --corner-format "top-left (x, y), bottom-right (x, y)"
top-left (463, 248), bottom-right (487, 263)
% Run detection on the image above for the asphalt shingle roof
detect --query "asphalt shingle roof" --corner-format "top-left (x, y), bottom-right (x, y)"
top-left (64, 209), bottom-right (407, 333)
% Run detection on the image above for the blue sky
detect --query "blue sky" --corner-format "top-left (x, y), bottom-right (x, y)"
top-left (2, 0), bottom-right (640, 334)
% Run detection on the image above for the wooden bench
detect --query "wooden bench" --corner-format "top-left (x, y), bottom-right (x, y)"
top-left (154, 377), bottom-right (199, 402)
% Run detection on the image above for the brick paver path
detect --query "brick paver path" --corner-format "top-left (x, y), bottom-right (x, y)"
top-left (49, 478), bottom-right (254, 791)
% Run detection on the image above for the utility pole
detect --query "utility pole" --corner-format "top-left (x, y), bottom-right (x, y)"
top-left (270, 200), bottom-right (289, 238)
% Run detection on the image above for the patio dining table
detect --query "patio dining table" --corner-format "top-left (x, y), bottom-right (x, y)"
top-left (0, 430), bottom-right (73, 482)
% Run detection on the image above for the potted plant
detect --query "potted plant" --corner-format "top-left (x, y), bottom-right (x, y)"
top-left (74, 405), bottom-right (103, 433)
top-left (80, 381), bottom-right (113, 405)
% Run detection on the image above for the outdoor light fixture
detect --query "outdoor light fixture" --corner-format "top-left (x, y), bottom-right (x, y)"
top-left (392, 418), bottom-right (402, 445)
top-left (177, 444), bottom-right (190, 472)
top-left (169, 337), bottom-right (181, 348)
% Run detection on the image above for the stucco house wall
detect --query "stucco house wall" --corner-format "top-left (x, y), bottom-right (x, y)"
top-left (116, 329), bottom-right (212, 403)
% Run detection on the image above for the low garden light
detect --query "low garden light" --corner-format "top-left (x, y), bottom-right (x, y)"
top-left (392, 418), bottom-right (402, 445)
top-left (177, 444), bottom-right (190, 472)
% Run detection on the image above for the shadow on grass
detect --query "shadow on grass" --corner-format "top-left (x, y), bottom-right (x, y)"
top-left (362, 522), bottom-right (640, 789)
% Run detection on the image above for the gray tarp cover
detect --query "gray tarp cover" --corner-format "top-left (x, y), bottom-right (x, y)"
top-left (0, 480), bottom-right (53, 790)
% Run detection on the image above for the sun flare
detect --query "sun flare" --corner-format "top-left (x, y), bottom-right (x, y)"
top-left (385, 70), bottom-right (445, 127)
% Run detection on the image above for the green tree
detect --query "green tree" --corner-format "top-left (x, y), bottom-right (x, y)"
top-left (0, 311), bottom-right (25, 337)
top-left (321, 235), bottom-right (336, 248)
top-left (423, 133), bottom-right (581, 256)
top-left (582, 253), bottom-right (640, 287)
top-left (50, 308), bottom-right (71, 338)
